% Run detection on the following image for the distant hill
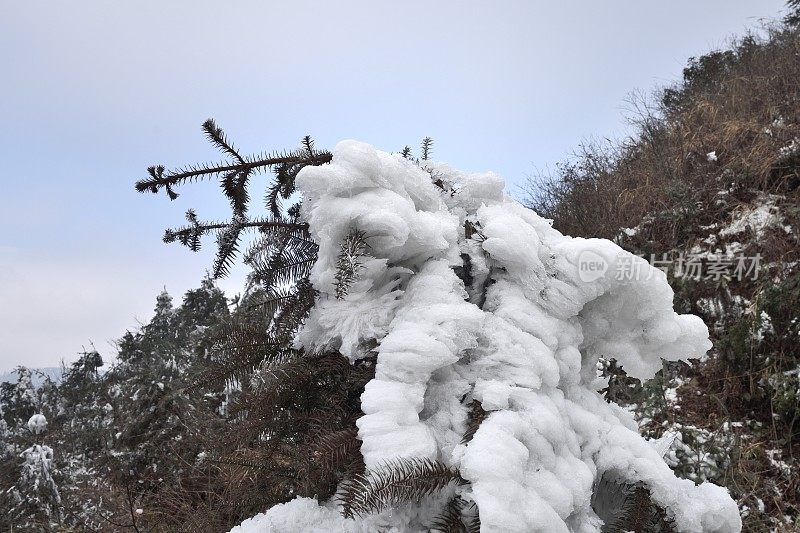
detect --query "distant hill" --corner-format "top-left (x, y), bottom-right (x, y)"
top-left (0, 366), bottom-right (61, 387)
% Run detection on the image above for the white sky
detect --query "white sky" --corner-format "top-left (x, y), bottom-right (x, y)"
top-left (0, 0), bottom-right (788, 370)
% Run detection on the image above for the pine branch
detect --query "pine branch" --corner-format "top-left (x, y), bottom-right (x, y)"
top-left (251, 353), bottom-right (314, 393)
top-left (135, 152), bottom-right (331, 196)
top-left (163, 212), bottom-right (310, 280)
top-left (339, 458), bottom-right (464, 518)
top-left (209, 446), bottom-right (290, 472)
top-left (164, 214), bottom-right (308, 250)
top-left (202, 118), bottom-right (244, 163)
top-left (302, 135), bottom-right (316, 156)
top-left (610, 484), bottom-right (673, 533)
top-left (243, 228), bottom-right (317, 284)
top-left (194, 324), bottom-right (285, 388)
top-left (165, 218), bottom-right (309, 236)
top-left (273, 279), bottom-right (317, 338)
top-left (257, 237), bottom-right (317, 288)
top-left (430, 496), bottom-right (469, 533)
top-left (334, 230), bottom-right (368, 299)
top-left (421, 137), bottom-right (434, 161)
top-left (592, 471), bottom-right (675, 533)
top-left (267, 162), bottom-right (305, 216)
top-left (461, 400), bottom-right (487, 444)
top-left (212, 218), bottom-right (245, 279)
top-left (464, 509), bottom-right (481, 533)
top-left (220, 169), bottom-right (250, 217)
top-left (233, 286), bottom-right (298, 324)
top-left (308, 428), bottom-right (361, 477)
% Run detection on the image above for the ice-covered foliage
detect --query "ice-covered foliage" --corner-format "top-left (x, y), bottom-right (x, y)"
top-left (11, 444), bottom-right (63, 525)
top-left (1, 367), bottom-right (40, 424)
top-left (1, 281), bottom-right (233, 531)
top-left (0, 405), bottom-right (10, 461)
top-left (233, 141), bottom-right (740, 532)
top-left (718, 193), bottom-right (786, 240)
top-left (27, 413), bottom-right (47, 435)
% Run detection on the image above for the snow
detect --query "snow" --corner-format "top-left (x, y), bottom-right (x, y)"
top-left (231, 141), bottom-right (740, 532)
top-left (778, 137), bottom-right (800, 159)
top-left (753, 311), bottom-right (773, 343)
top-left (766, 449), bottom-right (792, 479)
top-left (229, 498), bottom-right (367, 533)
top-left (719, 194), bottom-right (783, 240)
top-left (706, 151), bottom-right (718, 162)
top-left (19, 443), bottom-right (63, 522)
top-left (649, 430), bottom-right (679, 458)
top-left (27, 413), bottom-right (47, 435)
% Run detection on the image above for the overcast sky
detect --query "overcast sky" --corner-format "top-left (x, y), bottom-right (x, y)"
top-left (0, 1), bottom-right (787, 371)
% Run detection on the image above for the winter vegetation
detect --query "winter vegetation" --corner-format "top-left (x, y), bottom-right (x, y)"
top-left (524, 9), bottom-right (800, 531)
top-left (3, 5), bottom-right (800, 533)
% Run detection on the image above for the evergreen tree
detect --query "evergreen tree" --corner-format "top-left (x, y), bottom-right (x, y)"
top-left (99, 281), bottom-right (232, 528)
top-left (57, 351), bottom-right (109, 456)
top-left (108, 290), bottom-right (190, 485)
top-left (0, 283), bottom-right (232, 530)
top-left (0, 403), bottom-right (9, 462)
top-left (0, 402), bottom-right (13, 527)
top-left (135, 121), bottom-right (375, 524)
top-left (133, 122), bottom-right (731, 531)
top-left (0, 367), bottom-right (39, 429)
top-left (1, 390), bottom-right (64, 529)
top-left (9, 443), bottom-right (63, 527)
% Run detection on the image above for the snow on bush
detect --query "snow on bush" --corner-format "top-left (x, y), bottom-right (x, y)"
top-left (718, 193), bottom-right (784, 240)
top-left (16, 443), bottom-right (63, 523)
top-left (27, 413), bottom-right (48, 435)
top-left (232, 141), bottom-right (740, 532)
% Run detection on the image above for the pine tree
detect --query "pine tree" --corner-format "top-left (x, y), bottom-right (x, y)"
top-left (0, 404), bottom-right (9, 462)
top-left (135, 121), bottom-right (375, 524)
top-left (56, 351), bottom-right (107, 453)
top-left (136, 123), bottom-right (739, 531)
top-left (109, 291), bottom-right (197, 479)
top-left (10, 443), bottom-right (64, 527)
top-left (0, 381), bottom-right (64, 529)
top-left (0, 402), bottom-right (12, 525)
top-left (0, 367), bottom-right (39, 429)
top-left (85, 281), bottom-right (236, 529)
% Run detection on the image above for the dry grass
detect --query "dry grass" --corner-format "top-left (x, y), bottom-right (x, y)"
top-left (526, 27), bottom-right (800, 242)
top-left (525, 23), bottom-right (800, 531)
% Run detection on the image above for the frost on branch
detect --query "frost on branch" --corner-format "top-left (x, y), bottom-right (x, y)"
top-left (237, 141), bottom-right (741, 532)
top-left (12, 444), bottom-right (63, 525)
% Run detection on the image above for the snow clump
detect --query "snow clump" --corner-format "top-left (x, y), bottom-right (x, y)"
top-left (27, 413), bottom-right (47, 435)
top-left (232, 141), bottom-right (741, 532)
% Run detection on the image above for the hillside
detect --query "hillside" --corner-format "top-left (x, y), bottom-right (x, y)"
top-left (526, 20), bottom-right (800, 531)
